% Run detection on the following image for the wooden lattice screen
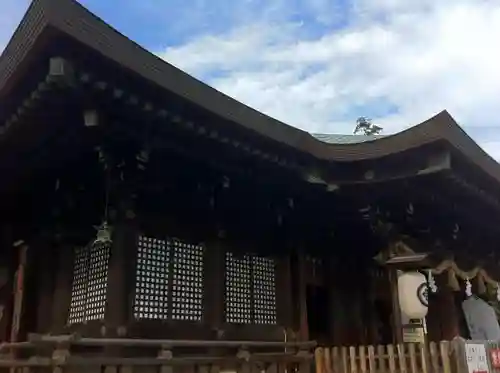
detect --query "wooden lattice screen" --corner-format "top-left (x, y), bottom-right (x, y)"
top-left (133, 235), bottom-right (204, 321)
top-left (133, 236), bottom-right (170, 320)
top-left (224, 252), bottom-right (277, 324)
top-left (68, 242), bottom-right (110, 324)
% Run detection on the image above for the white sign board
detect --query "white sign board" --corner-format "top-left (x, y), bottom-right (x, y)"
top-left (465, 343), bottom-right (490, 373)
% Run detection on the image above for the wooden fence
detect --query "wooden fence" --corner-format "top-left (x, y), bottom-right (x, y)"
top-left (0, 334), bottom-right (316, 373)
top-left (314, 342), bottom-right (455, 373)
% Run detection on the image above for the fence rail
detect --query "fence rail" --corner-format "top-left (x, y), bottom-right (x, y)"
top-left (2, 335), bottom-right (495, 373)
top-left (0, 334), bottom-right (316, 373)
top-left (314, 342), bottom-right (454, 373)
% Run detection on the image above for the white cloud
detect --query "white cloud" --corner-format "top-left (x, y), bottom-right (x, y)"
top-left (481, 142), bottom-right (500, 161)
top-left (160, 0), bottom-right (500, 157)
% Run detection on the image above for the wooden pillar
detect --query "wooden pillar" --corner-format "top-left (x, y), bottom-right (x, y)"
top-left (10, 244), bottom-right (27, 342)
top-left (437, 277), bottom-right (460, 340)
top-left (104, 221), bottom-right (131, 333)
top-left (36, 241), bottom-right (55, 334)
top-left (0, 272), bottom-right (13, 342)
top-left (51, 243), bottom-right (74, 334)
top-left (329, 255), bottom-right (358, 345)
top-left (425, 275), bottom-right (460, 341)
top-left (365, 267), bottom-right (378, 344)
top-left (426, 291), bottom-right (441, 342)
top-left (204, 241), bottom-right (225, 335)
top-left (98, 135), bottom-right (150, 337)
top-left (0, 229), bottom-right (14, 342)
top-left (326, 254), bottom-right (338, 345)
top-left (388, 269), bottom-right (403, 344)
top-left (105, 203), bottom-right (138, 336)
top-left (297, 250), bottom-right (309, 341)
top-left (276, 253), bottom-right (293, 332)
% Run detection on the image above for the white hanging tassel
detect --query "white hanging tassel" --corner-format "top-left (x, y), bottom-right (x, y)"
top-left (428, 270), bottom-right (438, 293)
top-left (465, 277), bottom-right (472, 297)
top-left (496, 283), bottom-right (500, 301)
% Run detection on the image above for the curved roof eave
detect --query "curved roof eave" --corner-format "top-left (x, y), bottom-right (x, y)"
top-left (1, 0), bottom-right (500, 182)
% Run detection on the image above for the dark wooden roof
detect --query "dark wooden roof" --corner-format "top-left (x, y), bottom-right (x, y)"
top-left (1, 0), bottom-right (499, 183)
top-left (312, 134), bottom-right (386, 144)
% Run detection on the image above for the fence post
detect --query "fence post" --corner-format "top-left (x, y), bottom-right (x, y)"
top-left (158, 346), bottom-right (173, 373)
top-left (419, 343), bottom-right (429, 373)
top-left (397, 344), bottom-right (407, 373)
top-left (315, 348), bottom-right (325, 373)
top-left (440, 341), bottom-right (452, 373)
top-left (349, 347), bottom-right (357, 373)
top-left (450, 337), bottom-right (467, 373)
top-left (359, 346), bottom-right (366, 373)
top-left (341, 347), bottom-right (348, 373)
top-left (377, 345), bottom-right (386, 373)
top-left (387, 344), bottom-right (396, 373)
top-left (408, 343), bottom-right (417, 373)
top-left (367, 346), bottom-right (375, 373)
top-left (324, 348), bottom-right (333, 373)
top-left (429, 342), bottom-right (439, 373)
top-left (332, 347), bottom-right (340, 373)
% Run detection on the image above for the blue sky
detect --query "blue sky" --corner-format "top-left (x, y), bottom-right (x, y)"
top-left (2, 0), bottom-right (500, 158)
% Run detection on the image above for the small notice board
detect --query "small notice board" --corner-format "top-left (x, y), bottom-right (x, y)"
top-left (465, 343), bottom-right (490, 373)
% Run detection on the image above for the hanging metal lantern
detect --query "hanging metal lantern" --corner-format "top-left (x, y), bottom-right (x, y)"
top-left (94, 221), bottom-right (112, 246)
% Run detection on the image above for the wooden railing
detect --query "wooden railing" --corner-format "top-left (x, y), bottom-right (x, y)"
top-left (0, 334), bottom-right (316, 373)
top-left (314, 342), bottom-right (455, 373)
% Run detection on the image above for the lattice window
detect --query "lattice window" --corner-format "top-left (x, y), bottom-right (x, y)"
top-left (68, 247), bottom-right (89, 324)
top-left (134, 236), bottom-right (170, 320)
top-left (67, 242), bottom-right (110, 324)
top-left (85, 242), bottom-right (110, 321)
top-left (253, 256), bottom-right (277, 324)
top-left (225, 253), bottom-right (252, 323)
top-left (171, 240), bottom-right (204, 321)
top-left (225, 253), bottom-right (277, 324)
top-left (133, 235), bottom-right (205, 321)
